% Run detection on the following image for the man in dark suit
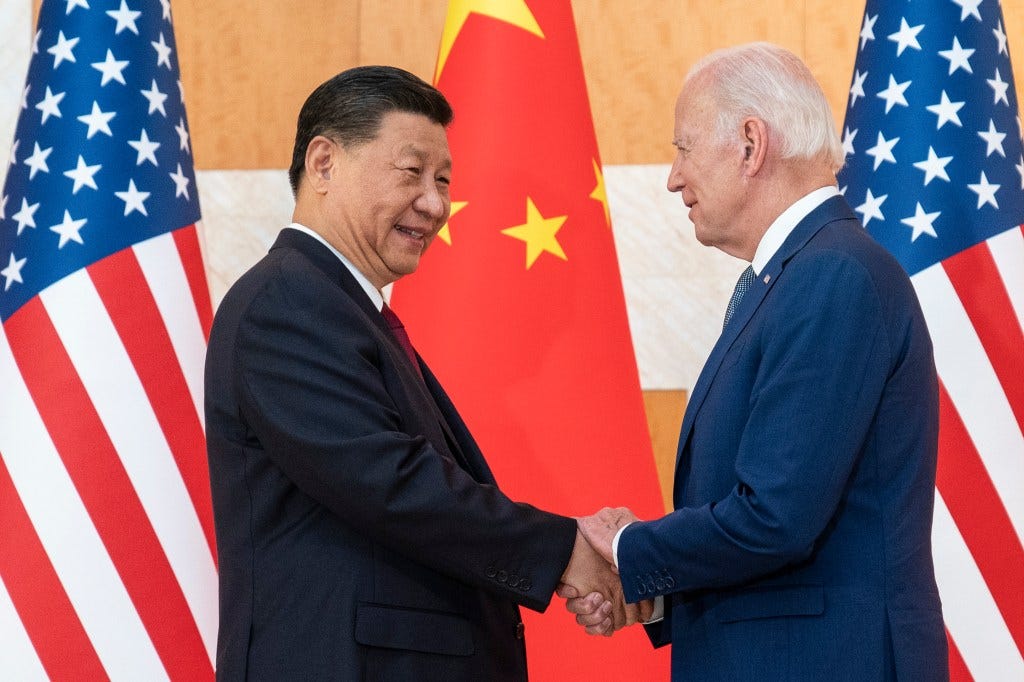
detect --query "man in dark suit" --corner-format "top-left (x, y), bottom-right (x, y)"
top-left (563, 43), bottom-right (948, 680)
top-left (204, 66), bottom-right (629, 681)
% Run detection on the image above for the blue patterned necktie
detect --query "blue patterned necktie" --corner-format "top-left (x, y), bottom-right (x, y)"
top-left (723, 265), bottom-right (755, 329)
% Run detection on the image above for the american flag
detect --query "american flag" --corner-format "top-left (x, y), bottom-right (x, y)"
top-left (0, 0), bottom-right (217, 679)
top-left (839, 0), bottom-right (1024, 679)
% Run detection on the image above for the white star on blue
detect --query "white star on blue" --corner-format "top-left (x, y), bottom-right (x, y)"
top-left (839, 0), bottom-right (1024, 275)
top-left (0, 0), bottom-right (199, 321)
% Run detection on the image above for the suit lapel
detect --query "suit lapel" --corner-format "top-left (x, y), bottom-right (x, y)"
top-left (675, 196), bottom-right (854, 465)
top-left (271, 228), bottom-right (490, 483)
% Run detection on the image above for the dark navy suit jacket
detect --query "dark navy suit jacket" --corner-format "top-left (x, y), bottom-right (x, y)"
top-left (205, 228), bottom-right (576, 680)
top-left (618, 197), bottom-right (949, 681)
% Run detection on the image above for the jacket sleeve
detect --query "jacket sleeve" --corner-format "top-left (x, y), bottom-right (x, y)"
top-left (233, 256), bottom-right (576, 611)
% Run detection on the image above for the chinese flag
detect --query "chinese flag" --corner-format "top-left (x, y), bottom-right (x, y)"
top-left (390, 0), bottom-right (669, 679)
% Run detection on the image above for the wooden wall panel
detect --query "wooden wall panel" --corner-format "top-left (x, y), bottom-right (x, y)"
top-left (172, 0), bottom-right (362, 170)
top-left (642, 390), bottom-right (688, 513)
top-left (358, 0), bottom-right (447, 83)
top-left (804, 0), bottom-right (865, 134)
top-left (572, 0), bottom-right (804, 165)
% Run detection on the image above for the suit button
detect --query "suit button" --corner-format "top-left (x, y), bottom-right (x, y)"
top-left (508, 574), bottom-right (521, 588)
top-left (636, 576), bottom-right (647, 596)
top-left (486, 565), bottom-right (497, 578)
top-left (515, 622), bottom-right (525, 639)
top-left (519, 578), bottom-right (532, 592)
top-left (655, 578), bottom-right (665, 591)
top-left (497, 570), bottom-right (508, 583)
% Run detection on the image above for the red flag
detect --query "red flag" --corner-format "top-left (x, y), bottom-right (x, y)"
top-left (839, 1), bottom-right (1024, 677)
top-left (391, 1), bottom-right (669, 678)
top-left (0, 0), bottom-right (216, 678)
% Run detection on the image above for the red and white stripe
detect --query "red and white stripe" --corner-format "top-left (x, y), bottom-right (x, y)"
top-left (912, 224), bottom-right (1024, 681)
top-left (0, 225), bottom-right (217, 680)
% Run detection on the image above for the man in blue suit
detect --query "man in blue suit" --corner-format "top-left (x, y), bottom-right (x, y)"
top-left (563, 43), bottom-right (948, 680)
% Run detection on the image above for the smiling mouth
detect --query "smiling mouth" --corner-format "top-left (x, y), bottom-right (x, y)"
top-left (395, 225), bottom-right (427, 240)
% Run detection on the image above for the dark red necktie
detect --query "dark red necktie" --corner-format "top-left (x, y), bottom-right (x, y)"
top-left (381, 303), bottom-right (424, 379)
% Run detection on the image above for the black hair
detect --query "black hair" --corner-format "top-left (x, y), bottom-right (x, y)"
top-left (287, 65), bottom-right (453, 194)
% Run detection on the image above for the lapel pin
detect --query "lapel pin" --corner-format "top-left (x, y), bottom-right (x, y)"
top-left (763, 274), bottom-right (771, 284)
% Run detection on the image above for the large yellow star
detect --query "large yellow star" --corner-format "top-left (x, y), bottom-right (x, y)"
top-left (437, 201), bottom-right (468, 245)
top-left (435, 0), bottom-right (544, 83)
top-left (501, 197), bottom-right (568, 269)
top-left (589, 159), bottom-right (610, 228)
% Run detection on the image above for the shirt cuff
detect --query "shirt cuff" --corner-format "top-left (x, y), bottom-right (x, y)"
top-left (611, 522), bottom-right (632, 569)
top-left (612, 522), bottom-right (665, 624)
top-left (644, 596), bottom-right (665, 624)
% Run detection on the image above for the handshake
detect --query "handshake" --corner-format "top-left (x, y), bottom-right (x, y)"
top-left (557, 507), bottom-right (654, 636)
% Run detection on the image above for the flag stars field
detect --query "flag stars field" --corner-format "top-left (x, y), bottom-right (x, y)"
top-left (840, 0), bottom-right (1023, 271)
top-left (1, 0), bottom-right (199, 309)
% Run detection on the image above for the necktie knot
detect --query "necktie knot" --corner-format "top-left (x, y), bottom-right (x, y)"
top-left (723, 265), bottom-right (755, 329)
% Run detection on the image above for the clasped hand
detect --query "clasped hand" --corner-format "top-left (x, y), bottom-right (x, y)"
top-left (557, 507), bottom-right (653, 636)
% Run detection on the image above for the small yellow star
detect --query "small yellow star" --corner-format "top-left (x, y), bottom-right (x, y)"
top-left (437, 201), bottom-right (468, 245)
top-left (590, 159), bottom-right (610, 228)
top-left (501, 197), bottom-right (568, 269)
top-left (435, 0), bottom-right (544, 83)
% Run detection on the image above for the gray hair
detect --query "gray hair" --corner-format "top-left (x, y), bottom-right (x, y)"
top-left (686, 42), bottom-right (844, 172)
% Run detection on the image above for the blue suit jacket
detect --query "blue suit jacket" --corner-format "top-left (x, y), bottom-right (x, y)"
top-left (205, 229), bottom-right (576, 680)
top-left (618, 197), bottom-right (949, 681)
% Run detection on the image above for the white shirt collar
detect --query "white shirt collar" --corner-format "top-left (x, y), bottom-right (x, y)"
top-left (750, 185), bottom-right (840, 275)
top-left (286, 222), bottom-right (384, 311)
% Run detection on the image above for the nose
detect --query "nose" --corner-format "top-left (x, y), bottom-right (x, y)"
top-left (414, 183), bottom-right (449, 222)
top-left (667, 156), bottom-right (685, 193)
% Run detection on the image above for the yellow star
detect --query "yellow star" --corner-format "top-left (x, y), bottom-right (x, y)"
top-left (501, 197), bottom-right (568, 269)
top-left (437, 201), bottom-right (468, 245)
top-left (590, 159), bottom-right (610, 228)
top-left (435, 0), bottom-right (544, 83)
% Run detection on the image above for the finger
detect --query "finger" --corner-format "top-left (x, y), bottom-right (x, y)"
top-left (575, 600), bottom-right (612, 626)
top-left (608, 594), bottom-right (627, 631)
top-left (564, 592), bottom-right (606, 616)
top-left (584, 616), bottom-right (614, 636)
top-left (556, 583), bottom-right (579, 599)
top-left (563, 592), bottom-right (604, 615)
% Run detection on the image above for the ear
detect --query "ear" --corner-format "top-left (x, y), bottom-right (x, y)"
top-left (305, 135), bottom-right (336, 194)
top-left (740, 117), bottom-right (768, 176)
